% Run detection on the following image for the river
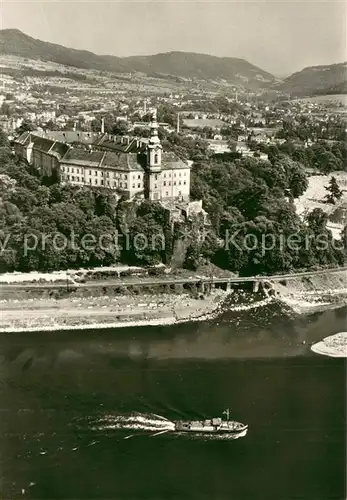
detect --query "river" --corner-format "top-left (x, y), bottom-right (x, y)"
top-left (0, 301), bottom-right (346, 499)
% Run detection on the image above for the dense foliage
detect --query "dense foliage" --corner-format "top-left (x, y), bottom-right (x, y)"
top-left (1, 129), bottom-right (345, 275)
top-left (261, 139), bottom-right (346, 174)
top-left (190, 154), bottom-right (345, 275)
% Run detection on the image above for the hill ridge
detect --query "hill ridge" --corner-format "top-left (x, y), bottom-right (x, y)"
top-left (0, 28), bottom-right (277, 89)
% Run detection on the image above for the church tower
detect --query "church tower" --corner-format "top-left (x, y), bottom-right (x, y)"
top-left (146, 109), bottom-right (162, 200)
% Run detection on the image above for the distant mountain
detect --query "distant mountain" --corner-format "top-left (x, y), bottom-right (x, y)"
top-left (0, 28), bottom-right (129, 72)
top-left (279, 62), bottom-right (347, 96)
top-left (121, 52), bottom-right (277, 88)
top-left (0, 29), bottom-right (278, 90)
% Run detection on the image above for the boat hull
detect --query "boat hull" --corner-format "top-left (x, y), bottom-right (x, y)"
top-left (174, 421), bottom-right (248, 435)
top-left (174, 428), bottom-right (247, 435)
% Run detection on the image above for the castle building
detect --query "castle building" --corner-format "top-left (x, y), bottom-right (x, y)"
top-left (13, 110), bottom-right (191, 202)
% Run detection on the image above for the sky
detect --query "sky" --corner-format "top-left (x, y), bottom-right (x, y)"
top-left (0, 0), bottom-right (346, 76)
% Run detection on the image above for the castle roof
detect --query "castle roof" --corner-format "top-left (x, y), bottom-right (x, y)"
top-left (61, 149), bottom-right (145, 172)
top-left (102, 152), bottom-right (145, 172)
top-left (96, 136), bottom-right (148, 154)
top-left (15, 130), bottom-right (189, 172)
top-left (61, 148), bottom-right (104, 167)
top-left (39, 130), bottom-right (101, 145)
top-left (31, 136), bottom-right (56, 153)
top-left (50, 141), bottom-right (70, 158)
top-left (161, 151), bottom-right (189, 170)
top-left (15, 130), bottom-right (31, 145)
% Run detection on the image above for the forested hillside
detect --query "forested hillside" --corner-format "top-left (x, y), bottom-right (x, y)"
top-left (0, 129), bottom-right (345, 276)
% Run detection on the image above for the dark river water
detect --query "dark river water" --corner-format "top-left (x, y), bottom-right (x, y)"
top-left (0, 302), bottom-right (346, 500)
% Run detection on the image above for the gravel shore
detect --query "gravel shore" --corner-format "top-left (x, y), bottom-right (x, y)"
top-left (0, 290), bottom-right (227, 332)
top-left (311, 332), bottom-right (347, 357)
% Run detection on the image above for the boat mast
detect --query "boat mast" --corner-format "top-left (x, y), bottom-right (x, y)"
top-left (223, 408), bottom-right (230, 421)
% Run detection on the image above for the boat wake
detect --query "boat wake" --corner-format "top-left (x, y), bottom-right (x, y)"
top-left (91, 412), bottom-right (175, 436)
top-left (90, 412), bottom-right (248, 441)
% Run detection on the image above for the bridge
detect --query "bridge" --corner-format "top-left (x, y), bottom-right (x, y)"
top-left (1, 266), bottom-right (346, 294)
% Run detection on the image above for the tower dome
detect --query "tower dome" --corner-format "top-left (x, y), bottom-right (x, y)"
top-left (147, 108), bottom-right (162, 170)
top-left (148, 108), bottom-right (161, 145)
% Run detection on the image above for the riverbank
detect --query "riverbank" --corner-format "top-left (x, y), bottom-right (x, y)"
top-left (270, 270), bottom-right (347, 313)
top-left (311, 332), bottom-right (347, 357)
top-left (0, 268), bottom-right (346, 333)
top-left (0, 290), bottom-right (227, 332)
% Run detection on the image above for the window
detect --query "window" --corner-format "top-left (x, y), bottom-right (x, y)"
top-left (77, 169), bottom-right (79, 174)
top-left (184, 171), bottom-right (186, 176)
top-left (101, 171), bottom-right (104, 177)
top-left (95, 179), bottom-right (98, 185)
top-left (124, 183), bottom-right (127, 189)
top-left (179, 172), bottom-right (181, 176)
top-left (183, 181), bottom-right (186, 185)
top-left (120, 182), bottom-right (122, 188)
top-left (124, 174), bottom-right (127, 180)
top-left (106, 172), bottom-right (109, 177)
top-left (164, 173), bottom-right (166, 178)
top-left (89, 170), bottom-right (92, 175)
top-left (174, 181), bottom-right (176, 186)
top-left (133, 175), bottom-right (136, 180)
top-left (138, 183), bottom-right (141, 188)
top-left (132, 183), bottom-right (135, 188)
top-left (154, 184), bottom-right (157, 189)
top-left (154, 153), bottom-right (158, 164)
top-left (178, 191), bottom-right (182, 196)
top-left (166, 192), bottom-right (169, 197)
top-left (95, 170), bottom-right (97, 176)
top-left (138, 175), bottom-right (141, 179)
top-left (72, 176), bottom-right (75, 181)
top-left (66, 175), bottom-right (70, 181)
top-left (89, 179), bottom-right (92, 184)
top-left (169, 181), bottom-right (171, 186)
top-left (179, 181), bottom-right (181, 185)
top-left (155, 174), bottom-right (158, 180)
top-left (163, 181), bottom-right (166, 186)
top-left (77, 177), bottom-right (79, 182)
top-left (71, 168), bottom-right (74, 173)
top-left (101, 179), bottom-right (104, 185)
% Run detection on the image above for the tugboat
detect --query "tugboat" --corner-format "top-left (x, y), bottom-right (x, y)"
top-left (174, 409), bottom-right (248, 436)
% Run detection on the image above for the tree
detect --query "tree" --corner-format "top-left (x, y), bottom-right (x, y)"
top-left (325, 176), bottom-right (343, 204)
top-left (0, 128), bottom-right (10, 148)
top-left (184, 243), bottom-right (201, 271)
top-left (0, 102), bottom-right (12, 117)
top-left (112, 120), bottom-right (129, 136)
top-left (316, 150), bottom-right (342, 174)
top-left (16, 120), bottom-right (35, 135)
top-left (306, 208), bottom-right (328, 234)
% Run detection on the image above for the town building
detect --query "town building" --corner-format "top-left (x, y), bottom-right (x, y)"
top-left (14, 110), bottom-right (191, 202)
